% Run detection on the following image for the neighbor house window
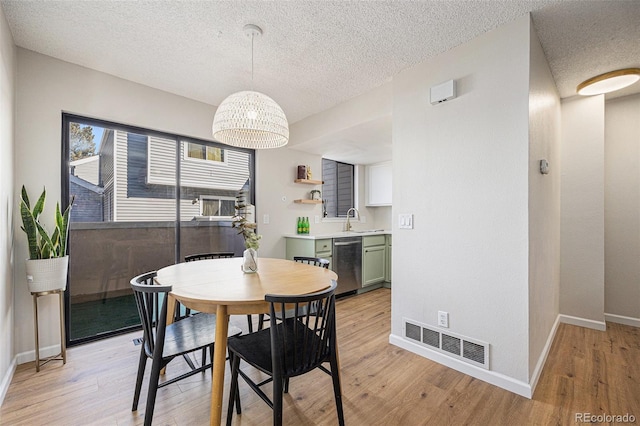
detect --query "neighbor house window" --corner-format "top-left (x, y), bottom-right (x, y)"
top-left (186, 142), bottom-right (224, 162)
top-left (200, 196), bottom-right (236, 218)
top-left (322, 158), bottom-right (354, 217)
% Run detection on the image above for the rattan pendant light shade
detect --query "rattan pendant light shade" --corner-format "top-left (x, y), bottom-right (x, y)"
top-left (212, 90), bottom-right (289, 149)
top-left (212, 24), bottom-right (289, 149)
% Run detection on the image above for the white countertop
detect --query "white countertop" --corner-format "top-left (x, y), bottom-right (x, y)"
top-left (284, 230), bottom-right (391, 240)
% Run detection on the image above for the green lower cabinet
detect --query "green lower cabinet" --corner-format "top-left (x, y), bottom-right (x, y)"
top-left (285, 238), bottom-right (316, 259)
top-left (285, 238), bottom-right (333, 270)
top-left (362, 244), bottom-right (386, 287)
top-left (316, 251), bottom-right (332, 270)
top-left (385, 244), bottom-right (392, 283)
top-left (286, 235), bottom-right (389, 287)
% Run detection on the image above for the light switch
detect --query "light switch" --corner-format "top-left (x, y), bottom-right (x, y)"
top-left (399, 214), bottom-right (413, 229)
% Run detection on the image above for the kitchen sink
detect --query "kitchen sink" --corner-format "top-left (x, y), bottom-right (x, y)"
top-left (351, 229), bottom-right (385, 233)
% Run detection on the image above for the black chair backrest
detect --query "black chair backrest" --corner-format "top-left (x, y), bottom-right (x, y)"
top-left (266, 280), bottom-right (337, 377)
top-left (293, 256), bottom-right (330, 269)
top-left (184, 252), bottom-right (234, 262)
top-left (130, 271), bottom-right (170, 359)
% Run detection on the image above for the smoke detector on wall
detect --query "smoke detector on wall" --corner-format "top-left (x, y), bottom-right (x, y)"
top-left (430, 79), bottom-right (456, 105)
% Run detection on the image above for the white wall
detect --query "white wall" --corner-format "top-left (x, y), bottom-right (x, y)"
top-left (391, 14), bottom-right (532, 389)
top-left (559, 95), bottom-right (605, 328)
top-left (526, 22), bottom-right (561, 380)
top-left (605, 93), bottom-right (640, 325)
top-left (0, 3), bottom-right (16, 404)
top-left (288, 83), bottom-right (392, 149)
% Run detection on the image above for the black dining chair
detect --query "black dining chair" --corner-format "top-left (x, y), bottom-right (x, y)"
top-left (184, 252), bottom-right (258, 333)
top-left (256, 256), bottom-right (331, 330)
top-left (184, 251), bottom-right (235, 262)
top-left (130, 271), bottom-right (242, 426)
top-left (292, 256), bottom-right (330, 269)
top-left (182, 252), bottom-right (234, 319)
top-left (226, 280), bottom-right (344, 426)
top-left (179, 253), bottom-right (234, 368)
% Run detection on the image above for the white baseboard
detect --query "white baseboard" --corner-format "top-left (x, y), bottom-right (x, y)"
top-left (15, 343), bottom-right (63, 365)
top-left (528, 315), bottom-right (561, 394)
top-left (389, 333), bottom-right (533, 398)
top-left (558, 314), bottom-right (607, 331)
top-left (389, 313), bottom-right (614, 401)
top-left (604, 313), bottom-right (640, 328)
top-left (0, 356), bottom-right (17, 406)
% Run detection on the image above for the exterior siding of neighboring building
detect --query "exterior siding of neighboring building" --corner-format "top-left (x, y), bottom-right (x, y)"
top-left (100, 129), bottom-right (115, 221)
top-left (146, 133), bottom-right (251, 191)
top-left (70, 155), bottom-right (99, 185)
top-left (112, 131), bottom-right (249, 222)
top-left (69, 175), bottom-right (104, 222)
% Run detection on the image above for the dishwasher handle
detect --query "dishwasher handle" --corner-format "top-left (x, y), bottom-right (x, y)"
top-left (334, 241), bottom-right (361, 246)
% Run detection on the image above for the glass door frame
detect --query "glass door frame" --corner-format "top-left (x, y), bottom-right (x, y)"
top-left (61, 113), bottom-right (255, 346)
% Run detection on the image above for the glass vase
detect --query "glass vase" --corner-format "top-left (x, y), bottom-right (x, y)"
top-left (242, 248), bottom-right (258, 273)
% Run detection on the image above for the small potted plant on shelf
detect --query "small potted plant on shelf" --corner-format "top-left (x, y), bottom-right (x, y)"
top-left (20, 185), bottom-right (74, 293)
top-left (233, 190), bottom-right (261, 273)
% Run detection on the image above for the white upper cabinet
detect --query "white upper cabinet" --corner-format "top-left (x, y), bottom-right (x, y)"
top-left (366, 161), bottom-right (392, 206)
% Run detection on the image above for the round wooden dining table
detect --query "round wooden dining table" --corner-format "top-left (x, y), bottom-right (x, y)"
top-left (155, 257), bottom-right (338, 426)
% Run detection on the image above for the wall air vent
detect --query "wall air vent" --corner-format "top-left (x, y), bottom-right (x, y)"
top-left (442, 334), bottom-right (461, 355)
top-left (404, 318), bottom-right (490, 369)
top-left (463, 340), bottom-right (486, 364)
top-left (406, 322), bottom-right (421, 342)
top-left (422, 327), bottom-right (440, 348)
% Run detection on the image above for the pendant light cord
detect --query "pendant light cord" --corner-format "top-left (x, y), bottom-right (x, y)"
top-left (251, 32), bottom-right (255, 91)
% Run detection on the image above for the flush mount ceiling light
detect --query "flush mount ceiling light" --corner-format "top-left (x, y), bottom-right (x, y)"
top-left (212, 24), bottom-right (289, 149)
top-left (577, 68), bottom-right (640, 96)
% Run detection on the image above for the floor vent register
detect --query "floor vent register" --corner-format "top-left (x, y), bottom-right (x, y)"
top-left (404, 319), bottom-right (490, 369)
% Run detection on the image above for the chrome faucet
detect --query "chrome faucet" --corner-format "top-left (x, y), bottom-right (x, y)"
top-left (344, 207), bottom-right (360, 232)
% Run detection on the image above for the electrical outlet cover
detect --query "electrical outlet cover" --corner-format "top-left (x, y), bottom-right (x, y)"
top-left (438, 311), bottom-right (449, 328)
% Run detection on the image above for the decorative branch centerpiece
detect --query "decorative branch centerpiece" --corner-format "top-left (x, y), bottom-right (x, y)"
top-left (233, 190), bottom-right (261, 273)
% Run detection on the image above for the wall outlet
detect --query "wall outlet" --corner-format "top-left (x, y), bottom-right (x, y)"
top-left (438, 311), bottom-right (449, 328)
top-left (263, 214), bottom-right (269, 224)
top-left (314, 215), bottom-right (320, 224)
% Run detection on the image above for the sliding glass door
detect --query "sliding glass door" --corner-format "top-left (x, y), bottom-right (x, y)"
top-left (63, 115), bottom-right (253, 344)
top-left (177, 138), bottom-right (252, 258)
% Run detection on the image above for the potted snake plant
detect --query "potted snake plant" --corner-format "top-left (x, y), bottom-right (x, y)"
top-left (20, 186), bottom-right (73, 293)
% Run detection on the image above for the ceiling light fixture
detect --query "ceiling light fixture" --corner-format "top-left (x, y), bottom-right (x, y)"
top-left (577, 68), bottom-right (640, 96)
top-left (212, 24), bottom-right (289, 149)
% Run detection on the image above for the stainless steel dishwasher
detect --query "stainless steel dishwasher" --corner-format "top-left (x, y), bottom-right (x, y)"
top-left (333, 236), bottom-right (362, 296)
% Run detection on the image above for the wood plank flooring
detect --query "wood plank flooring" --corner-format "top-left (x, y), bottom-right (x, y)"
top-left (1, 288), bottom-right (639, 425)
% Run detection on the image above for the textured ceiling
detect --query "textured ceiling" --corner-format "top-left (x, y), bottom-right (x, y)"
top-left (532, 1), bottom-right (640, 100)
top-left (2, 0), bottom-right (640, 163)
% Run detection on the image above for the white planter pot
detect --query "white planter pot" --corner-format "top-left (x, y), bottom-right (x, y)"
top-left (25, 256), bottom-right (69, 293)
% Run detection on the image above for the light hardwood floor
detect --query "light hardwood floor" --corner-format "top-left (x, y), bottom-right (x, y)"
top-left (1, 288), bottom-right (638, 425)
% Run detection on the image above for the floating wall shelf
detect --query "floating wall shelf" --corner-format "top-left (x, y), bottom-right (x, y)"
top-left (294, 179), bottom-right (323, 185)
top-left (294, 199), bottom-right (323, 204)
